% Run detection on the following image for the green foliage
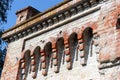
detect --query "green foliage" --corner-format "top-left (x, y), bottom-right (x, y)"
top-left (0, 0), bottom-right (13, 24)
top-left (0, 29), bottom-right (7, 76)
top-left (0, 0), bottom-right (13, 76)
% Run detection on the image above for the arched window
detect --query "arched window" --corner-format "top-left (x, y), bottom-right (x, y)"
top-left (82, 27), bottom-right (93, 64)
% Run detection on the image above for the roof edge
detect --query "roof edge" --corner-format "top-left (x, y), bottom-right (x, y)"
top-left (4, 0), bottom-right (71, 34)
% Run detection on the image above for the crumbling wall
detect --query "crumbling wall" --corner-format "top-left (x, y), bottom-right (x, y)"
top-left (2, 0), bottom-right (120, 80)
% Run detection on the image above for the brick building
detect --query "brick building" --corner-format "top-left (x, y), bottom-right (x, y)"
top-left (1, 0), bottom-right (120, 80)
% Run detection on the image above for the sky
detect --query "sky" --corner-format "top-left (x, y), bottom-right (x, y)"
top-left (1, 0), bottom-right (63, 30)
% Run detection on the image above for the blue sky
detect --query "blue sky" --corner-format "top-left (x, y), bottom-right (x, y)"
top-left (1, 0), bottom-right (63, 30)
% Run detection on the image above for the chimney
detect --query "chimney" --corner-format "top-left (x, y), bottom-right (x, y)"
top-left (16, 6), bottom-right (40, 24)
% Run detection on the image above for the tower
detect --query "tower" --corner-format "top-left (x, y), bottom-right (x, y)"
top-left (1, 0), bottom-right (120, 80)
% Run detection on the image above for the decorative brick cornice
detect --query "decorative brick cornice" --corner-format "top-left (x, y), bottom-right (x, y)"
top-left (2, 0), bottom-right (106, 43)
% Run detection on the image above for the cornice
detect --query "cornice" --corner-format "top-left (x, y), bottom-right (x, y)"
top-left (3, 0), bottom-right (71, 34)
top-left (2, 0), bottom-right (108, 43)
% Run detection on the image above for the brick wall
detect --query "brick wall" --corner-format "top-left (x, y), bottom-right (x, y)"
top-left (1, 0), bottom-right (120, 80)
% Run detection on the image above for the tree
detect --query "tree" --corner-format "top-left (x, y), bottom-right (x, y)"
top-left (0, 0), bottom-right (13, 24)
top-left (0, 0), bottom-right (13, 76)
top-left (0, 29), bottom-right (7, 76)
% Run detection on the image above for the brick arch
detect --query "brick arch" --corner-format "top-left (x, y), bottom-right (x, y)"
top-left (82, 27), bottom-right (93, 38)
top-left (68, 32), bottom-right (79, 42)
top-left (68, 32), bottom-right (78, 40)
top-left (56, 37), bottom-right (64, 43)
top-left (62, 30), bottom-right (70, 42)
top-left (30, 46), bottom-right (41, 79)
top-left (81, 22), bottom-right (97, 34)
top-left (81, 27), bottom-right (93, 65)
top-left (44, 42), bottom-right (52, 56)
top-left (21, 49), bottom-right (31, 59)
top-left (68, 32), bottom-right (78, 69)
top-left (62, 28), bottom-right (81, 42)
top-left (49, 37), bottom-right (57, 49)
top-left (18, 49), bottom-right (31, 80)
top-left (54, 37), bottom-right (65, 72)
top-left (72, 27), bottom-right (82, 39)
top-left (62, 30), bottom-right (80, 69)
top-left (30, 46), bottom-right (41, 56)
top-left (41, 42), bottom-right (52, 76)
top-left (44, 42), bottom-right (52, 52)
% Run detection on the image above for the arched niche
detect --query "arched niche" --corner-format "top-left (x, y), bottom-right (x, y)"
top-left (82, 27), bottom-right (93, 64)
top-left (68, 33), bottom-right (78, 69)
top-left (56, 37), bottom-right (65, 71)
top-left (44, 42), bottom-right (52, 73)
top-left (31, 46), bottom-right (41, 79)
top-left (18, 50), bottom-right (31, 80)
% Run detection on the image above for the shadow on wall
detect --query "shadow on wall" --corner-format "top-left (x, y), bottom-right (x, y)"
top-left (44, 42), bottom-right (52, 75)
top-left (57, 38), bottom-right (65, 72)
top-left (69, 33), bottom-right (78, 69)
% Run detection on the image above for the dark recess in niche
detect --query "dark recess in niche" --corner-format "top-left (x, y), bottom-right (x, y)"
top-left (116, 16), bottom-right (120, 29)
top-left (82, 27), bottom-right (93, 65)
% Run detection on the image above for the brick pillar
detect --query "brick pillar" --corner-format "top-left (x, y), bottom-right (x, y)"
top-left (64, 40), bottom-right (72, 70)
top-left (52, 47), bottom-right (59, 73)
top-left (30, 55), bottom-right (36, 78)
top-left (41, 50), bottom-right (47, 76)
top-left (20, 59), bottom-right (26, 80)
top-left (78, 39), bottom-right (86, 66)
